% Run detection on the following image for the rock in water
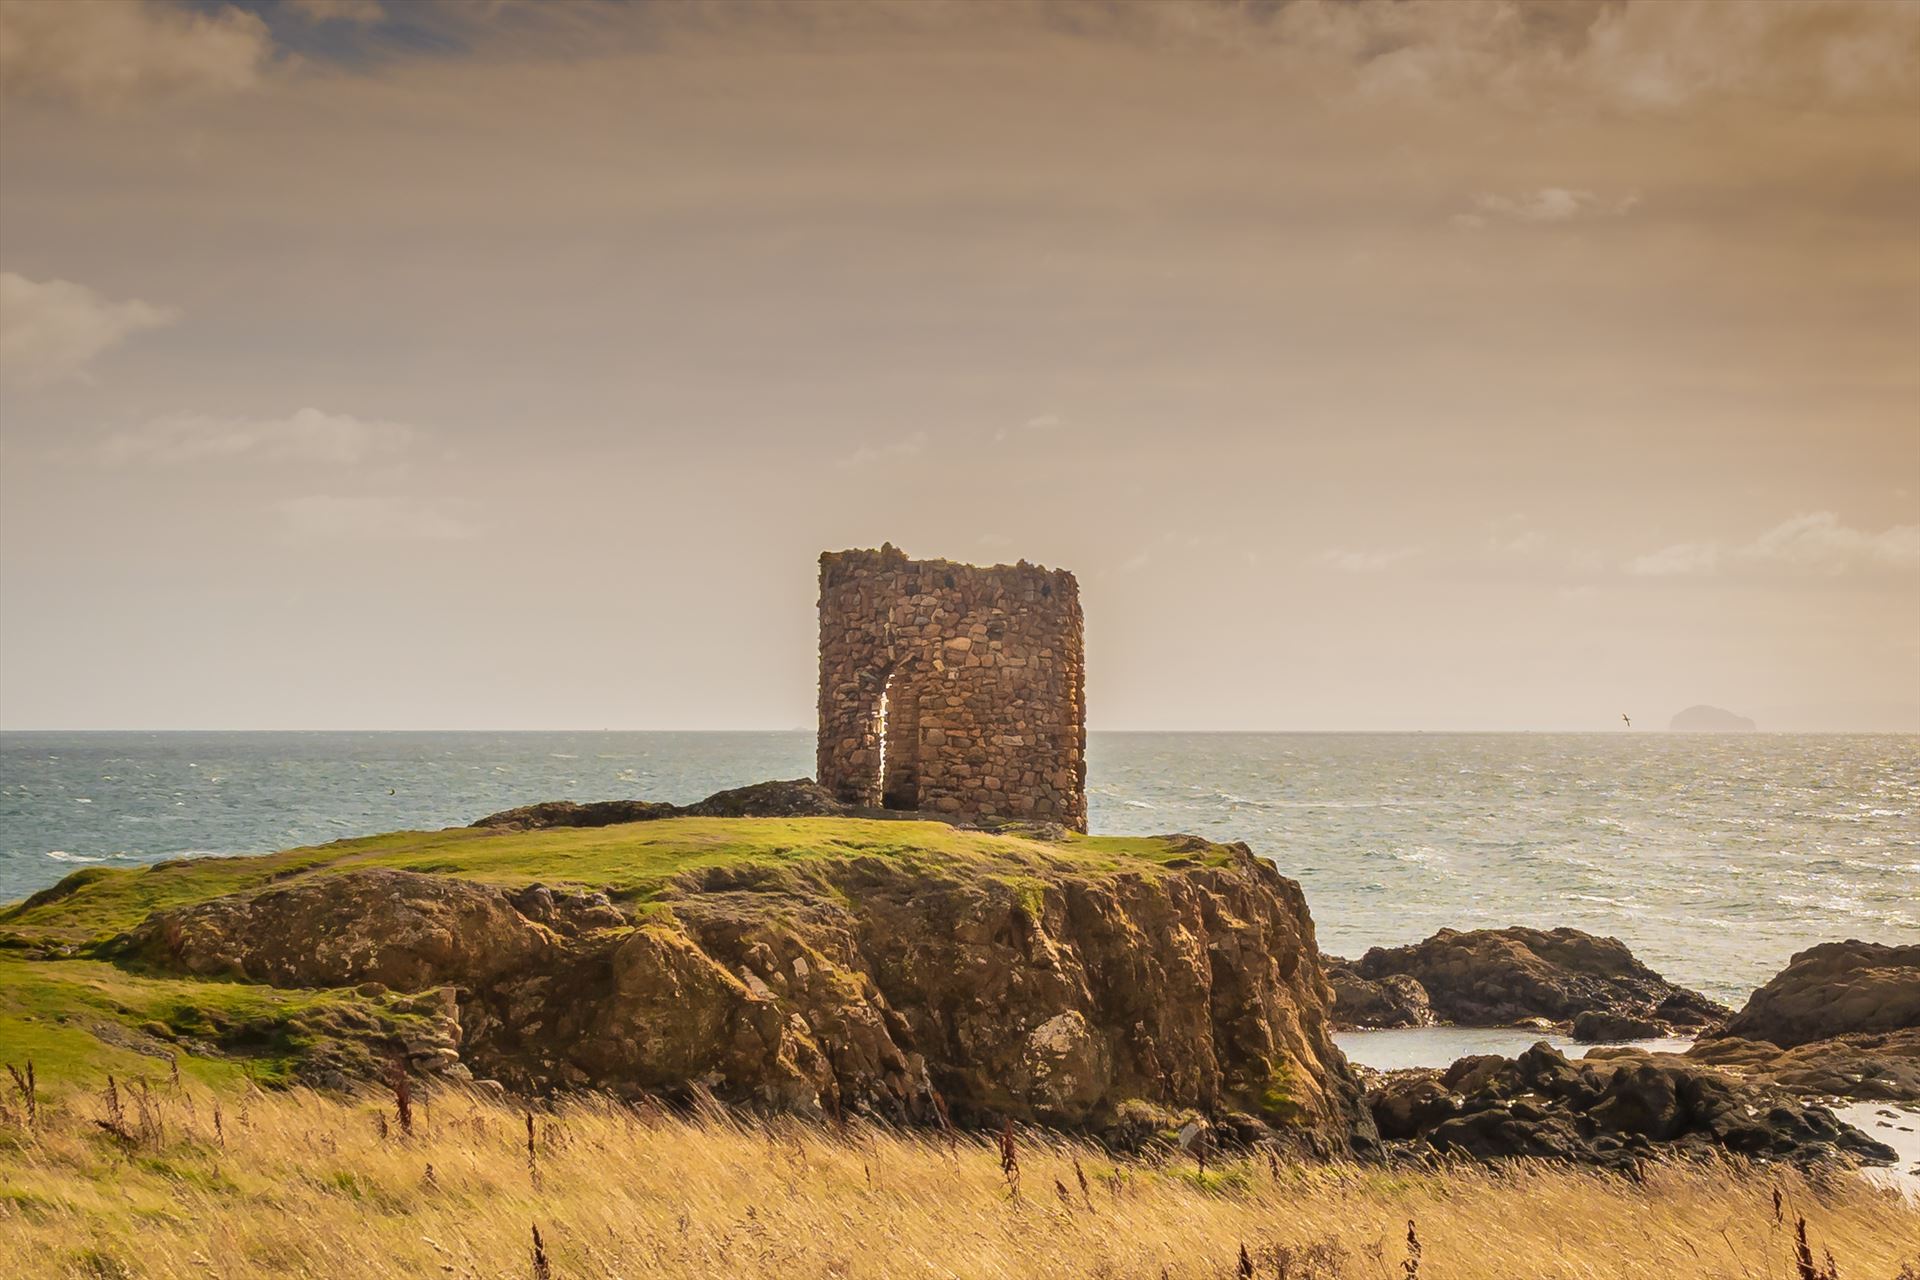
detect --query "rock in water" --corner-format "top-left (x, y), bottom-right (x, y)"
top-left (1710, 939), bottom-right (1920, 1047)
top-left (1343, 926), bottom-right (1727, 1034)
top-left (1685, 940), bottom-right (1920, 1101)
top-left (1323, 957), bottom-right (1433, 1028)
top-left (118, 833), bottom-right (1373, 1154)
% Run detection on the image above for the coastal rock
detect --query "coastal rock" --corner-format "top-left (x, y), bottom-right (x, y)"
top-left (1348, 926), bottom-right (1728, 1034)
top-left (1668, 705), bottom-right (1757, 732)
top-left (120, 836), bottom-right (1371, 1154)
top-left (1708, 940), bottom-right (1920, 1049)
top-left (1367, 1042), bottom-right (1897, 1172)
top-left (1685, 1029), bottom-right (1920, 1103)
top-left (1680, 942), bottom-right (1920, 1103)
top-left (1324, 957), bottom-right (1433, 1028)
top-left (1571, 1010), bottom-right (1663, 1042)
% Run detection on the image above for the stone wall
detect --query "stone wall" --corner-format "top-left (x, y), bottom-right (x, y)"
top-left (817, 545), bottom-right (1086, 830)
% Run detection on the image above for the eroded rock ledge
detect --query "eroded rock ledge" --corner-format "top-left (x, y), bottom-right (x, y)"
top-left (117, 828), bottom-right (1373, 1156)
top-left (1327, 926), bottom-right (1729, 1038)
top-left (1686, 940), bottom-right (1920, 1102)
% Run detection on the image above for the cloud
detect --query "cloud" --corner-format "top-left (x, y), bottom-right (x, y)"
top-left (1745, 511), bottom-right (1920, 573)
top-left (1627, 540), bottom-right (1720, 577)
top-left (277, 494), bottom-right (478, 542)
top-left (1454, 188), bottom-right (1641, 230)
top-left (0, 0), bottom-right (271, 108)
top-left (0, 272), bottom-right (177, 387)
top-left (289, 0), bottom-right (386, 24)
top-left (98, 407), bottom-right (417, 465)
top-left (1628, 513), bottom-right (1920, 577)
top-left (834, 430), bottom-right (927, 469)
top-left (1314, 546), bottom-right (1423, 573)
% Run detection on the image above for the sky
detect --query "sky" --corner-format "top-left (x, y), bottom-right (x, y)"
top-left (0, 0), bottom-right (1916, 732)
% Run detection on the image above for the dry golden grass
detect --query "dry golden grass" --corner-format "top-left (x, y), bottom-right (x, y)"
top-left (2, 1076), bottom-right (1916, 1280)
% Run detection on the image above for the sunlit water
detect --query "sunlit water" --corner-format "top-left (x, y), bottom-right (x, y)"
top-left (3, 731), bottom-right (1915, 1006)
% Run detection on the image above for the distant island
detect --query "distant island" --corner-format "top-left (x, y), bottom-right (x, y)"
top-left (1670, 704), bottom-right (1758, 732)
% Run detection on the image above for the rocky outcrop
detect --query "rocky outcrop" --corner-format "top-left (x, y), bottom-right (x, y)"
top-left (1323, 958), bottom-right (1432, 1029)
top-left (119, 838), bottom-right (1371, 1155)
top-left (1680, 941), bottom-right (1920, 1103)
top-left (1368, 1042), bottom-right (1896, 1172)
top-left (472, 780), bottom-right (848, 831)
top-left (1708, 940), bottom-right (1920, 1049)
top-left (1686, 1029), bottom-right (1920, 1103)
top-left (1342, 927), bottom-right (1727, 1035)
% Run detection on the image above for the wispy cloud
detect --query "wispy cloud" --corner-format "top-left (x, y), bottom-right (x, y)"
top-left (1627, 540), bottom-right (1721, 577)
top-left (834, 430), bottom-right (927, 469)
top-left (1628, 513), bottom-right (1920, 577)
top-left (99, 407), bottom-right (416, 465)
top-left (1453, 188), bottom-right (1641, 230)
top-left (0, 272), bottom-right (177, 387)
top-left (1746, 511), bottom-right (1920, 572)
top-left (1314, 546), bottom-right (1423, 573)
top-left (277, 494), bottom-right (477, 542)
top-left (0, 0), bottom-right (271, 109)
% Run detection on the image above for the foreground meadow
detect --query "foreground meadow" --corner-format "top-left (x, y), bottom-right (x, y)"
top-left (2, 1073), bottom-right (1915, 1280)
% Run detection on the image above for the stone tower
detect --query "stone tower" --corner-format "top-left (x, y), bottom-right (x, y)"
top-left (817, 545), bottom-right (1086, 831)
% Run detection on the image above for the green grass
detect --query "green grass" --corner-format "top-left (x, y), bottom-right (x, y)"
top-left (1, 817), bottom-right (1232, 946)
top-left (0, 954), bottom-right (428, 1094)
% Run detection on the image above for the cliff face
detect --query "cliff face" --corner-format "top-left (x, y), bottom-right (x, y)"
top-left (114, 821), bottom-right (1370, 1154)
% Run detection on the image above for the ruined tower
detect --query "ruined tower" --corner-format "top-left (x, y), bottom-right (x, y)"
top-left (817, 545), bottom-right (1087, 831)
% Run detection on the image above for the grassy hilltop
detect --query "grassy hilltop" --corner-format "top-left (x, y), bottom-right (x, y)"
top-left (0, 816), bottom-right (1223, 1091)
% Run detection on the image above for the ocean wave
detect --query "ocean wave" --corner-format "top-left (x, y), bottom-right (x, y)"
top-left (44, 850), bottom-right (103, 863)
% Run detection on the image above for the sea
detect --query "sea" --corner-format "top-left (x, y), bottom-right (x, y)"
top-left (2, 730), bottom-right (1915, 1012)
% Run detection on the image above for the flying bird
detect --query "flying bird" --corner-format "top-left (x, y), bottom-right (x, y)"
top-left (1621, 713), bottom-right (1632, 729)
